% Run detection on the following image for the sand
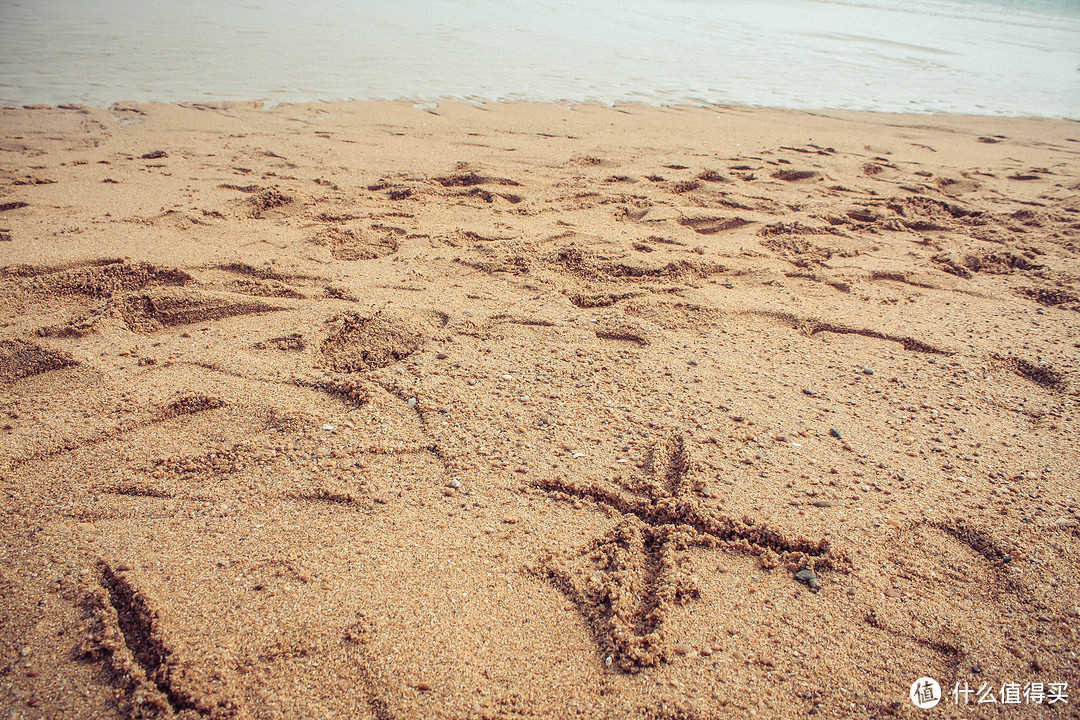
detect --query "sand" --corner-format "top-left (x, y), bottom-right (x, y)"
top-left (0, 100), bottom-right (1077, 719)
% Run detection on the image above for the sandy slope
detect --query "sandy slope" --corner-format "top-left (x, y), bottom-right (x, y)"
top-left (0, 101), bottom-right (1078, 719)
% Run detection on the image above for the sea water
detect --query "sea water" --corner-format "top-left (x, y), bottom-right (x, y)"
top-left (0, 0), bottom-right (1077, 116)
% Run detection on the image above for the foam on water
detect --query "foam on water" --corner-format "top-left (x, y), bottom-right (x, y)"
top-left (0, 0), bottom-right (1077, 116)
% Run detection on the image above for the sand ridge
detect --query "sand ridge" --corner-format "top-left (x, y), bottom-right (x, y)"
top-left (0, 101), bottom-right (1078, 718)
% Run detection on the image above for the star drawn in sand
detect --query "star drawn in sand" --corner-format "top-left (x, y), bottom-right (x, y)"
top-left (533, 432), bottom-right (837, 671)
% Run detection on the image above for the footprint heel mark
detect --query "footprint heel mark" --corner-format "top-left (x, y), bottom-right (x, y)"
top-left (960, 251), bottom-right (1039, 274)
top-left (452, 186), bottom-right (523, 204)
top-left (533, 432), bottom-right (837, 671)
top-left (311, 226), bottom-right (398, 261)
top-left (771, 169), bottom-right (819, 182)
top-left (252, 333), bottom-right (306, 351)
top-left (211, 262), bottom-right (323, 284)
top-left (81, 562), bottom-right (238, 719)
top-left (3, 261), bottom-right (192, 338)
top-left (1015, 286), bottom-right (1080, 311)
top-left (246, 187), bottom-right (294, 218)
top-left (758, 231), bottom-right (853, 269)
top-left (160, 393), bottom-right (226, 419)
top-left (227, 278), bottom-right (306, 299)
top-left (300, 376), bottom-right (373, 408)
top-left (319, 311), bottom-right (424, 373)
top-left (4, 259), bottom-right (190, 297)
top-left (868, 271), bottom-right (937, 290)
top-left (0, 339), bottom-right (77, 384)
top-left (676, 216), bottom-right (751, 235)
top-left (567, 291), bottom-right (639, 308)
top-left (117, 288), bottom-right (283, 333)
top-left (992, 354), bottom-right (1067, 392)
top-left (547, 246), bottom-right (725, 283)
top-left (885, 197), bottom-right (980, 232)
top-left (432, 172), bottom-right (521, 188)
top-left (594, 318), bottom-right (652, 347)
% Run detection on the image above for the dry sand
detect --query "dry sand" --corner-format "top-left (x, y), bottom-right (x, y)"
top-left (0, 101), bottom-right (1078, 719)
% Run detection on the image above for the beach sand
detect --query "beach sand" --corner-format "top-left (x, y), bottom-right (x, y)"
top-left (0, 101), bottom-right (1078, 719)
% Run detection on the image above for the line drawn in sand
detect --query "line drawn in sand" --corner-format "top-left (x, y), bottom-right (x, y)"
top-left (532, 432), bottom-right (840, 672)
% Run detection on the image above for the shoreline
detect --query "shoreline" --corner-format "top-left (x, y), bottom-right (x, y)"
top-left (1, 99), bottom-right (1078, 719)
top-left (8, 97), bottom-right (1080, 123)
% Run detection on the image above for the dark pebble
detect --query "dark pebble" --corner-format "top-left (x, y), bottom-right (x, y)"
top-left (795, 568), bottom-right (821, 591)
top-left (829, 428), bottom-right (842, 439)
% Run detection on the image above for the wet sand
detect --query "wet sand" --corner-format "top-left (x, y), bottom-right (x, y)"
top-left (0, 101), bottom-right (1078, 719)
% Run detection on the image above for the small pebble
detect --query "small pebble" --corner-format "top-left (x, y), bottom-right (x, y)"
top-left (802, 388), bottom-right (815, 396)
top-left (415, 682), bottom-right (433, 692)
top-left (794, 568), bottom-right (821, 591)
top-left (447, 479), bottom-right (462, 489)
top-left (687, 359), bottom-right (698, 366)
top-left (407, 397), bottom-right (417, 409)
top-left (673, 642), bottom-right (692, 655)
top-left (19, 646), bottom-right (31, 658)
top-left (862, 367), bottom-right (874, 375)
top-left (503, 515), bottom-right (519, 524)
top-left (436, 352), bottom-right (449, 360)
top-left (829, 428), bottom-right (842, 439)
